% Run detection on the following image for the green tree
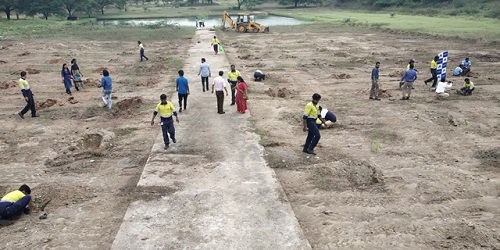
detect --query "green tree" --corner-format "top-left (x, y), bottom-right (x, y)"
top-left (0, 0), bottom-right (15, 20)
top-left (115, 0), bottom-right (128, 11)
top-left (279, 0), bottom-right (322, 7)
top-left (236, 0), bottom-right (264, 9)
top-left (32, 0), bottom-right (63, 20)
top-left (96, 0), bottom-right (114, 15)
top-left (61, 0), bottom-right (82, 18)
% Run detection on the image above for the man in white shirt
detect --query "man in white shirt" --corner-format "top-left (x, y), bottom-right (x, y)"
top-left (198, 58), bottom-right (211, 92)
top-left (212, 71), bottom-right (229, 114)
top-left (435, 79), bottom-right (453, 99)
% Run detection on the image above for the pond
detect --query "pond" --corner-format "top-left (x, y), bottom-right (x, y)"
top-left (96, 15), bottom-right (307, 27)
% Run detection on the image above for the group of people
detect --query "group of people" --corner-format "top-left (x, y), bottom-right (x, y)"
top-left (61, 59), bottom-right (83, 96)
top-left (369, 56), bottom-right (476, 101)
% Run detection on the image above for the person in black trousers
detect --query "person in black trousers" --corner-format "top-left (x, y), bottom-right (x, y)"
top-left (17, 71), bottom-right (37, 119)
top-left (424, 56), bottom-right (439, 88)
top-left (138, 41), bottom-right (149, 62)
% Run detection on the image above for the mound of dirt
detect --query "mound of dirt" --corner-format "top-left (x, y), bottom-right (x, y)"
top-left (36, 99), bottom-right (57, 109)
top-left (108, 58), bottom-right (120, 63)
top-left (136, 78), bottom-right (160, 87)
top-left (94, 67), bottom-right (108, 73)
top-left (378, 89), bottom-right (392, 98)
top-left (246, 62), bottom-right (266, 68)
top-left (31, 183), bottom-right (96, 213)
top-left (265, 88), bottom-right (293, 98)
top-left (333, 51), bottom-right (349, 57)
top-left (331, 73), bottom-right (351, 79)
top-left (117, 51), bottom-right (134, 56)
top-left (117, 97), bottom-right (142, 110)
top-left (466, 71), bottom-right (480, 78)
top-left (238, 54), bottom-right (251, 60)
top-left (68, 97), bottom-right (79, 104)
top-left (147, 64), bottom-right (166, 72)
top-left (474, 148), bottom-right (499, 168)
top-left (47, 58), bottom-right (64, 64)
top-left (389, 70), bottom-right (405, 77)
top-left (11, 68), bottom-right (41, 75)
top-left (84, 78), bottom-right (100, 86)
top-left (17, 51), bottom-right (30, 56)
top-left (0, 80), bottom-right (17, 89)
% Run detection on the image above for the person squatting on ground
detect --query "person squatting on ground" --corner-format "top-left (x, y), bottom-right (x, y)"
top-left (400, 64), bottom-right (418, 100)
top-left (254, 70), bottom-right (266, 81)
top-left (227, 65), bottom-right (241, 105)
top-left (424, 56), bottom-right (439, 88)
top-left (235, 76), bottom-right (248, 113)
top-left (453, 64), bottom-right (464, 76)
top-left (17, 71), bottom-right (37, 119)
top-left (198, 58), bottom-right (211, 92)
top-left (461, 57), bottom-right (471, 75)
top-left (0, 185), bottom-right (31, 221)
top-left (61, 63), bottom-right (73, 95)
top-left (459, 78), bottom-right (475, 96)
top-left (176, 70), bottom-right (189, 112)
top-left (151, 94), bottom-right (179, 150)
top-left (316, 106), bottom-right (337, 129)
top-left (100, 69), bottom-right (112, 109)
top-left (71, 59), bottom-right (82, 91)
top-left (211, 36), bottom-right (220, 55)
top-left (212, 70), bottom-right (229, 114)
top-left (138, 41), bottom-right (149, 62)
top-left (303, 93), bottom-right (322, 155)
top-left (370, 62), bottom-right (381, 100)
top-left (435, 79), bottom-right (453, 99)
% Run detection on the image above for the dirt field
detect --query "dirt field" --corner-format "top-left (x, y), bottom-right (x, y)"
top-left (219, 24), bottom-right (500, 248)
top-left (0, 34), bottom-right (190, 247)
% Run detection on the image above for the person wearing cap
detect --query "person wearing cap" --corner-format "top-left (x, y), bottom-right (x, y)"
top-left (0, 184), bottom-right (31, 220)
top-left (303, 93), bottom-right (322, 155)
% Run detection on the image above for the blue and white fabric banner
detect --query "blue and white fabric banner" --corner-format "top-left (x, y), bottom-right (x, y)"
top-left (437, 51), bottom-right (448, 81)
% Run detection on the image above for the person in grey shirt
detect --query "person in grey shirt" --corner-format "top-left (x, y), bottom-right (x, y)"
top-left (198, 58), bottom-right (211, 92)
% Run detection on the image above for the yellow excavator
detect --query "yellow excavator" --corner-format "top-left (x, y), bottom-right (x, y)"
top-left (222, 11), bottom-right (269, 33)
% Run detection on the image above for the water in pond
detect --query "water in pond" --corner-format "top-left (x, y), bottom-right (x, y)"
top-left (97, 15), bottom-right (306, 27)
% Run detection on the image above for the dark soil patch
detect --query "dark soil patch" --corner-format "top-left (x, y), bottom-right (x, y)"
top-left (17, 52), bottom-right (30, 56)
top-left (0, 81), bottom-right (16, 89)
top-left (389, 70), bottom-right (405, 77)
top-left (474, 148), bottom-right (500, 168)
top-left (331, 73), bottom-right (351, 79)
top-left (81, 134), bottom-right (104, 149)
top-left (36, 99), bottom-right (57, 110)
top-left (116, 97), bottom-right (143, 111)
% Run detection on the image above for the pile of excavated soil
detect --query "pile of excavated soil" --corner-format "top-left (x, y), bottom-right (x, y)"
top-left (17, 51), bottom-right (30, 56)
top-left (47, 58), bottom-right (64, 64)
top-left (0, 80), bottom-right (17, 89)
top-left (84, 78), bottom-right (100, 86)
top-left (389, 70), bottom-right (405, 77)
top-left (12, 68), bottom-right (41, 75)
top-left (36, 99), bottom-right (58, 109)
top-left (265, 87), bottom-right (294, 98)
top-left (116, 97), bottom-right (143, 110)
top-left (331, 73), bottom-right (351, 79)
top-left (31, 183), bottom-right (96, 213)
top-left (94, 67), bottom-right (108, 73)
top-left (136, 78), bottom-right (160, 87)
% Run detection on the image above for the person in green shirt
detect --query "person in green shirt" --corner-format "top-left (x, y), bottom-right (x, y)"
top-left (303, 93), bottom-right (322, 155)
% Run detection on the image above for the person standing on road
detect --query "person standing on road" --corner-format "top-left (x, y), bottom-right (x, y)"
top-left (370, 62), bottom-right (381, 100)
top-left (176, 70), bottom-right (189, 113)
top-left (17, 71), bottom-right (37, 119)
top-left (424, 56), bottom-right (439, 88)
top-left (400, 64), bottom-right (418, 100)
top-left (227, 64), bottom-right (241, 105)
top-left (0, 184), bottom-right (31, 221)
top-left (211, 36), bottom-right (220, 55)
top-left (212, 71), bottom-right (229, 114)
top-left (303, 93), bottom-right (322, 155)
top-left (138, 41), bottom-right (149, 62)
top-left (99, 69), bottom-right (113, 109)
top-left (61, 63), bottom-right (73, 95)
top-left (71, 59), bottom-right (82, 91)
top-left (151, 94), bottom-right (179, 150)
top-left (198, 58), bottom-right (211, 92)
top-left (235, 76), bottom-right (248, 113)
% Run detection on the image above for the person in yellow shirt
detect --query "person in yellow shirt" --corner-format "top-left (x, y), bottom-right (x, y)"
top-left (211, 36), bottom-right (220, 55)
top-left (424, 55), bottom-right (439, 88)
top-left (459, 78), bottom-right (475, 96)
top-left (0, 184), bottom-right (31, 220)
top-left (302, 93), bottom-right (322, 155)
top-left (151, 94), bottom-right (179, 150)
top-left (17, 71), bottom-right (37, 119)
top-left (138, 41), bottom-right (149, 62)
top-left (227, 64), bottom-right (241, 105)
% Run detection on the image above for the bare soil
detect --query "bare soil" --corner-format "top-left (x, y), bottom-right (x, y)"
top-left (219, 24), bottom-right (500, 249)
top-left (0, 38), bottom-right (188, 248)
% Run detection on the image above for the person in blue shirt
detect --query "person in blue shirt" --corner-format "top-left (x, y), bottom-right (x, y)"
top-left (99, 69), bottom-right (112, 109)
top-left (176, 70), bottom-right (189, 112)
top-left (369, 62), bottom-right (381, 100)
top-left (400, 64), bottom-right (418, 100)
top-left (453, 65), bottom-right (463, 76)
top-left (461, 57), bottom-right (471, 75)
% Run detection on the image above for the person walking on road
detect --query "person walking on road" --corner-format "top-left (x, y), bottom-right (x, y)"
top-left (0, 184), bottom-right (32, 221)
top-left (235, 76), bottom-right (248, 113)
top-left (17, 71), bottom-right (37, 119)
top-left (176, 70), bottom-right (189, 113)
top-left (212, 71), bottom-right (229, 114)
top-left (61, 63), bottom-right (73, 95)
top-left (211, 36), bottom-right (220, 55)
top-left (99, 69), bottom-right (113, 109)
top-left (424, 56), bottom-right (439, 88)
top-left (151, 94), bottom-right (179, 150)
top-left (138, 41), bottom-right (149, 62)
top-left (400, 64), bottom-right (418, 100)
top-left (71, 59), bottom-right (82, 91)
top-left (369, 62), bottom-right (381, 100)
top-left (227, 64), bottom-right (241, 105)
top-left (303, 93), bottom-right (322, 155)
top-left (198, 58), bottom-right (211, 92)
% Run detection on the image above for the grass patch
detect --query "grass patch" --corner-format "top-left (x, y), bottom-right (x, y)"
top-left (116, 127), bottom-right (140, 137)
top-left (271, 8), bottom-right (500, 41)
